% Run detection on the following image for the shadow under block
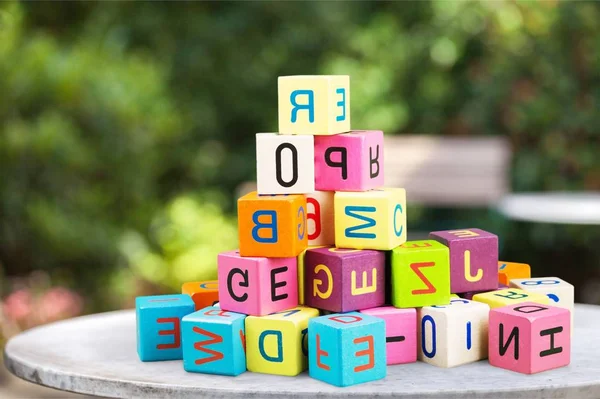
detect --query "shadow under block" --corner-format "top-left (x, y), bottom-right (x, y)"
top-left (489, 302), bottom-right (571, 374)
top-left (334, 188), bottom-right (406, 251)
top-left (314, 130), bottom-right (384, 191)
top-left (306, 191), bottom-right (335, 246)
top-left (217, 250), bottom-right (298, 316)
top-left (308, 312), bottom-right (386, 387)
top-left (136, 294), bottom-right (195, 362)
top-left (181, 306), bottom-right (246, 376)
top-left (182, 281), bottom-right (219, 311)
top-left (498, 261), bottom-right (531, 286)
top-left (472, 288), bottom-right (550, 309)
top-left (278, 75), bottom-right (350, 135)
top-left (417, 298), bottom-right (490, 368)
top-left (256, 133), bottom-right (314, 195)
top-left (246, 306), bottom-right (319, 376)
top-left (304, 247), bottom-right (385, 313)
top-left (429, 229), bottom-right (498, 294)
top-left (390, 240), bottom-right (451, 308)
top-left (237, 191), bottom-right (308, 257)
top-left (360, 306), bottom-right (417, 365)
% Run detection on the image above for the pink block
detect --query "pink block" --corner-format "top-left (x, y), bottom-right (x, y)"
top-left (217, 250), bottom-right (298, 316)
top-left (360, 306), bottom-right (417, 365)
top-left (489, 302), bottom-right (570, 374)
top-left (429, 228), bottom-right (498, 294)
top-left (314, 130), bottom-right (384, 191)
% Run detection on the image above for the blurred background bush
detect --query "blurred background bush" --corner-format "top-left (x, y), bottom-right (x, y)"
top-left (0, 1), bottom-right (599, 341)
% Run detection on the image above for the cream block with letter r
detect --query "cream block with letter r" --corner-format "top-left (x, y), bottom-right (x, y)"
top-left (278, 75), bottom-right (350, 135)
top-left (256, 133), bottom-right (314, 195)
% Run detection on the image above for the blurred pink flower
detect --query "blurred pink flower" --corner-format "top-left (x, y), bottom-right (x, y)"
top-left (2, 289), bottom-right (34, 324)
top-left (37, 287), bottom-right (83, 323)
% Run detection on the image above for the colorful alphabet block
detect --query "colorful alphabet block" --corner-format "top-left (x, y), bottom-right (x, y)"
top-left (472, 288), bottom-right (549, 309)
top-left (489, 302), bottom-right (570, 374)
top-left (390, 240), bottom-right (451, 308)
top-left (314, 130), bottom-right (384, 191)
top-left (498, 261), bottom-right (531, 286)
top-left (237, 191), bottom-right (308, 257)
top-left (256, 133), bottom-right (314, 195)
top-left (417, 298), bottom-right (490, 368)
top-left (217, 250), bottom-right (298, 316)
top-left (136, 294), bottom-right (195, 362)
top-left (182, 281), bottom-right (219, 311)
top-left (246, 306), bottom-right (319, 376)
top-left (306, 191), bottom-right (335, 246)
top-left (308, 312), bottom-right (386, 387)
top-left (334, 188), bottom-right (406, 250)
top-left (278, 75), bottom-right (350, 135)
top-left (360, 306), bottom-right (417, 365)
top-left (181, 306), bottom-right (246, 376)
top-left (304, 247), bottom-right (385, 313)
top-left (429, 229), bottom-right (498, 294)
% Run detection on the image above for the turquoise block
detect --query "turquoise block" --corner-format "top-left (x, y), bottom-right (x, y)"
top-left (181, 306), bottom-right (247, 376)
top-left (308, 312), bottom-right (386, 387)
top-left (136, 294), bottom-right (195, 362)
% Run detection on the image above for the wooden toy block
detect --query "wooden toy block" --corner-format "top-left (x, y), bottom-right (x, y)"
top-left (245, 306), bottom-right (319, 376)
top-left (498, 261), bottom-right (531, 286)
top-left (429, 229), bottom-right (498, 294)
top-left (472, 288), bottom-right (549, 309)
top-left (181, 306), bottom-right (246, 376)
top-left (306, 191), bottom-right (335, 246)
top-left (278, 75), bottom-right (350, 135)
top-left (136, 294), bottom-right (195, 362)
top-left (417, 298), bottom-right (490, 368)
top-left (182, 281), bottom-right (219, 311)
top-left (304, 247), bottom-right (385, 313)
top-left (217, 250), bottom-right (298, 316)
top-left (390, 240), bottom-right (450, 308)
top-left (334, 188), bottom-right (406, 251)
top-left (360, 306), bottom-right (417, 365)
top-left (238, 191), bottom-right (308, 257)
top-left (256, 133), bottom-right (314, 195)
top-left (297, 245), bottom-right (326, 305)
top-left (308, 312), bottom-right (386, 387)
top-left (314, 130), bottom-right (384, 191)
top-left (489, 302), bottom-right (571, 374)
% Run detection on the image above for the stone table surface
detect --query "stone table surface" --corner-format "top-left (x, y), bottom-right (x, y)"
top-left (4, 305), bottom-right (600, 399)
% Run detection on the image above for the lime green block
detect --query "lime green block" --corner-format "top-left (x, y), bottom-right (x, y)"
top-left (391, 240), bottom-right (451, 308)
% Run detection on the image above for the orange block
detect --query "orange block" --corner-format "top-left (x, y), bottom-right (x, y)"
top-left (182, 280), bottom-right (219, 311)
top-left (498, 261), bottom-right (531, 286)
top-left (238, 191), bottom-right (308, 257)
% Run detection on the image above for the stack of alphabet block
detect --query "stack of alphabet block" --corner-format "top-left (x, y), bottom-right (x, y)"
top-left (136, 76), bottom-right (574, 387)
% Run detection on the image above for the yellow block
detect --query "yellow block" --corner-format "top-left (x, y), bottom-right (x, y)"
top-left (334, 188), bottom-right (406, 250)
top-left (498, 261), bottom-right (531, 286)
top-left (450, 294), bottom-right (460, 299)
top-left (297, 245), bottom-right (327, 305)
top-left (278, 75), bottom-right (350, 135)
top-left (472, 288), bottom-right (549, 309)
top-left (245, 306), bottom-right (319, 376)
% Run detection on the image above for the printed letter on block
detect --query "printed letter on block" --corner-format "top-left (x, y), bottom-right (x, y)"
top-left (472, 288), bottom-right (550, 309)
top-left (306, 191), bottom-right (335, 246)
top-left (308, 312), bottom-right (386, 387)
top-left (136, 294), bottom-right (195, 362)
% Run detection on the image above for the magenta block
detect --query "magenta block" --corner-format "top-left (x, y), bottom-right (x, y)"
top-left (429, 228), bottom-right (498, 294)
top-left (360, 306), bottom-right (417, 365)
top-left (489, 302), bottom-right (570, 374)
top-left (314, 130), bottom-right (384, 191)
top-left (217, 250), bottom-right (297, 316)
top-left (304, 247), bottom-right (385, 312)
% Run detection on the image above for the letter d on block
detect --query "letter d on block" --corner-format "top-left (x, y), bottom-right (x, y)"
top-left (258, 330), bottom-right (283, 362)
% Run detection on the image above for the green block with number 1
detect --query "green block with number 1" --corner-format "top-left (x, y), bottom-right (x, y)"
top-left (391, 240), bottom-right (451, 308)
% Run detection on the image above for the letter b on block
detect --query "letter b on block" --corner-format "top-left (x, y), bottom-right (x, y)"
top-left (278, 75), bottom-right (350, 135)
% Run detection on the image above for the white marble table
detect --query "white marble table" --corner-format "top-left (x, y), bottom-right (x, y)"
top-left (4, 305), bottom-right (600, 398)
top-left (497, 192), bottom-right (600, 224)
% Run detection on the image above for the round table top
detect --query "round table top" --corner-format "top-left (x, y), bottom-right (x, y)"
top-left (5, 305), bottom-right (600, 399)
top-left (497, 192), bottom-right (600, 224)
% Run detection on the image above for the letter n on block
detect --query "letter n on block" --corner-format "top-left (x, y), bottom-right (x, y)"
top-left (489, 302), bottom-right (570, 374)
top-left (181, 306), bottom-right (247, 376)
top-left (308, 312), bottom-right (386, 387)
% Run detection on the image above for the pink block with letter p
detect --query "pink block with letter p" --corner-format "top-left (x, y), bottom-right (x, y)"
top-left (360, 306), bottom-right (417, 365)
top-left (314, 130), bottom-right (384, 192)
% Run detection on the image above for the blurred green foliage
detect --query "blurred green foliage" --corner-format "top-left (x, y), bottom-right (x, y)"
top-left (0, 1), bottom-right (599, 310)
